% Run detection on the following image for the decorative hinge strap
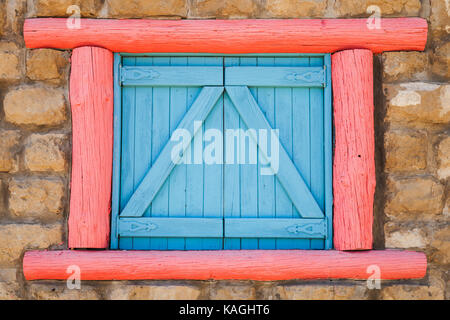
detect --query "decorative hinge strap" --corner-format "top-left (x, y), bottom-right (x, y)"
top-left (285, 69), bottom-right (325, 84)
top-left (129, 221), bottom-right (158, 233)
top-left (286, 220), bottom-right (327, 236)
top-left (120, 66), bottom-right (161, 84)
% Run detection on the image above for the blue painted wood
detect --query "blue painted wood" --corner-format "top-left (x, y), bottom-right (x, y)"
top-left (225, 218), bottom-right (327, 239)
top-left (225, 86), bottom-right (324, 219)
top-left (223, 57), bottom-right (241, 250)
top-left (203, 97), bottom-right (224, 249)
top-left (310, 56), bottom-right (326, 250)
top-left (120, 56), bottom-right (225, 250)
top-left (255, 57), bottom-right (276, 250)
top-left (324, 54), bottom-right (334, 250)
top-left (138, 56), bottom-right (155, 249)
top-left (272, 56), bottom-right (295, 250)
top-left (118, 218), bottom-right (223, 238)
top-left (185, 57), bottom-right (206, 250)
top-left (121, 66), bottom-right (223, 86)
top-left (132, 56), bottom-right (154, 250)
top-left (114, 55), bottom-right (332, 250)
top-left (110, 53), bottom-right (122, 249)
top-left (149, 57), bottom-right (171, 250)
top-left (221, 56), bottom-right (330, 250)
top-left (168, 57), bottom-right (188, 250)
top-left (119, 56), bottom-right (136, 250)
top-left (256, 57), bottom-right (276, 250)
top-left (120, 86), bottom-right (224, 218)
top-left (225, 66), bottom-right (325, 87)
top-left (202, 57), bottom-right (224, 250)
top-left (289, 56), bottom-right (311, 250)
top-left (238, 57), bottom-right (259, 250)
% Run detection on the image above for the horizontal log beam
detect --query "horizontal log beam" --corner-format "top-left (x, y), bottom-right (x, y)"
top-left (24, 18), bottom-right (427, 54)
top-left (23, 250), bottom-right (426, 281)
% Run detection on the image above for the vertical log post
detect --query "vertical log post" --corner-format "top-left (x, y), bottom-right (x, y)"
top-left (332, 49), bottom-right (376, 250)
top-left (68, 46), bottom-right (114, 248)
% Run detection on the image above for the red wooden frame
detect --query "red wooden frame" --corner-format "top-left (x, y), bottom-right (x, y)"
top-left (332, 49), bottom-right (376, 250)
top-left (24, 18), bottom-right (427, 54)
top-left (24, 250), bottom-right (426, 281)
top-left (68, 46), bottom-right (113, 248)
top-left (22, 18), bottom-right (428, 280)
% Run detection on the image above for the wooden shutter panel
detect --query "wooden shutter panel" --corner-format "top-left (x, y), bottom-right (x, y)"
top-left (115, 56), bottom-right (225, 250)
top-left (222, 56), bottom-right (332, 250)
top-left (112, 55), bottom-right (332, 250)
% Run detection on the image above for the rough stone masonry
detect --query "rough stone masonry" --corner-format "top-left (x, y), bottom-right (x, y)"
top-left (0, 0), bottom-right (448, 300)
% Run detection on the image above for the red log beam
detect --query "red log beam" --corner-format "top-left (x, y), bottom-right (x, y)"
top-left (332, 49), bottom-right (376, 250)
top-left (24, 18), bottom-right (427, 54)
top-left (23, 250), bottom-right (426, 281)
top-left (68, 46), bottom-right (113, 248)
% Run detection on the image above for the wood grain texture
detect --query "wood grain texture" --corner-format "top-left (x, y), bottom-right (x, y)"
top-left (24, 18), bottom-right (427, 54)
top-left (224, 218), bottom-right (327, 239)
top-left (332, 49), bottom-right (376, 251)
top-left (120, 66), bottom-right (223, 86)
top-left (221, 55), bottom-right (332, 250)
top-left (118, 218), bottom-right (223, 237)
top-left (225, 66), bottom-right (325, 87)
top-left (119, 86), bottom-right (224, 218)
top-left (68, 46), bottom-right (113, 248)
top-left (225, 86), bottom-right (323, 219)
top-left (23, 250), bottom-right (426, 281)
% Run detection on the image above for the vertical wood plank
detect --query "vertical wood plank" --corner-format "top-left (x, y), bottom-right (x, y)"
top-left (292, 56), bottom-right (312, 249)
top-left (274, 57), bottom-right (294, 249)
top-left (256, 57), bottom-right (276, 250)
top-left (239, 57), bottom-right (258, 250)
top-left (203, 96), bottom-right (224, 250)
top-left (110, 53), bottom-right (121, 249)
top-left (68, 46), bottom-right (113, 248)
top-left (185, 57), bottom-right (204, 250)
top-left (118, 56), bottom-right (136, 250)
top-left (202, 57), bottom-right (223, 250)
top-left (132, 57), bottom-right (153, 250)
top-left (332, 49), bottom-right (375, 250)
top-left (323, 53), bottom-right (333, 250)
top-left (224, 57), bottom-right (241, 250)
top-left (168, 57), bottom-right (188, 250)
top-left (150, 57), bottom-right (170, 250)
top-left (309, 56), bottom-right (325, 250)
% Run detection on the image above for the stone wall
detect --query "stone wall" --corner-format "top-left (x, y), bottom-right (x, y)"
top-left (0, 0), bottom-right (448, 300)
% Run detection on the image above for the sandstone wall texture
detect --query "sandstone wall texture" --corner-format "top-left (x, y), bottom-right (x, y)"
top-left (0, 0), bottom-right (448, 300)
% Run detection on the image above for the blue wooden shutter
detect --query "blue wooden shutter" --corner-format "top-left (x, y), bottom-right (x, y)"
top-left (222, 56), bottom-right (332, 250)
top-left (116, 56), bottom-right (224, 250)
top-left (112, 55), bottom-right (332, 250)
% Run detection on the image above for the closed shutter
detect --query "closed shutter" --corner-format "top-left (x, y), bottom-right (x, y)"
top-left (113, 55), bottom-right (332, 250)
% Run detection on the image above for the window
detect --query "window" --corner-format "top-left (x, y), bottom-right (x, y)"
top-left (111, 54), bottom-right (332, 250)
top-left (24, 18), bottom-right (428, 281)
